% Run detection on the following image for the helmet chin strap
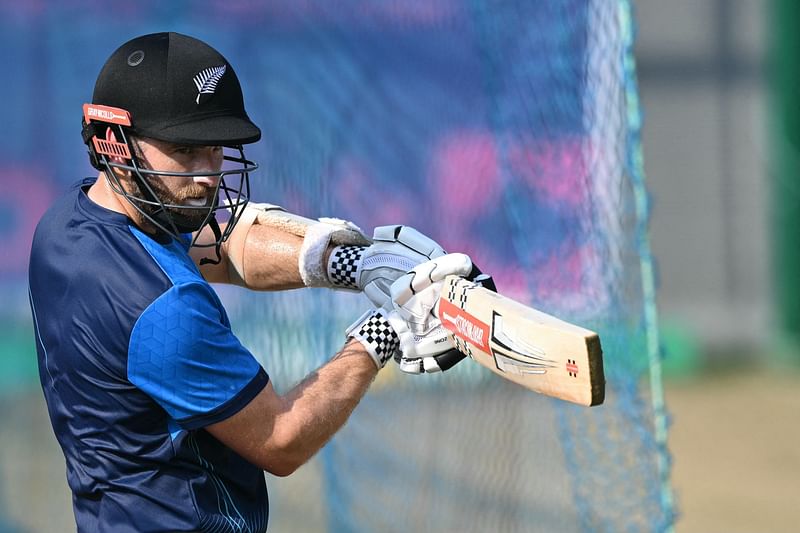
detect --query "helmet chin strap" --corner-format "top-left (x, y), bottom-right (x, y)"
top-left (199, 217), bottom-right (223, 266)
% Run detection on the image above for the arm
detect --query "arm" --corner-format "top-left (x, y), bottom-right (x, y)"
top-left (206, 338), bottom-right (377, 477)
top-left (189, 204), bottom-right (366, 290)
top-left (190, 221), bottom-right (310, 290)
top-left (191, 205), bottom-right (446, 303)
top-left (204, 253), bottom-right (471, 477)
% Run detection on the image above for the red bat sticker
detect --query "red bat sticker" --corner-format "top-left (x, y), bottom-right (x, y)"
top-left (439, 298), bottom-right (490, 351)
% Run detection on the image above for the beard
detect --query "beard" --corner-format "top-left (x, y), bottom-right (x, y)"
top-left (126, 173), bottom-right (218, 233)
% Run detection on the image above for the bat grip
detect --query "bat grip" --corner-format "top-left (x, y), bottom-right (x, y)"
top-left (432, 263), bottom-right (495, 373)
top-left (466, 263), bottom-right (497, 293)
top-left (433, 348), bottom-right (467, 371)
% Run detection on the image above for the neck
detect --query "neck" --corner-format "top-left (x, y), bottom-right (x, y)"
top-left (87, 172), bottom-right (154, 233)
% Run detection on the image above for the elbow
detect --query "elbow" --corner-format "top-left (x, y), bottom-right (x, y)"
top-left (258, 450), bottom-right (305, 477)
top-left (256, 431), bottom-right (310, 477)
top-left (265, 462), bottom-right (299, 478)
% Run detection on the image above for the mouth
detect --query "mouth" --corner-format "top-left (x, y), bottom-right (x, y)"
top-left (183, 197), bottom-right (210, 208)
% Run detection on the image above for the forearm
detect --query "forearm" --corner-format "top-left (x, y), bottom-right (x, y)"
top-left (269, 339), bottom-right (377, 470)
top-left (205, 203), bottom-right (364, 290)
top-left (206, 338), bottom-right (378, 476)
top-left (233, 223), bottom-right (306, 290)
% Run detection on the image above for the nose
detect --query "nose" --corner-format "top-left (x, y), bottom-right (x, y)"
top-left (191, 146), bottom-right (223, 187)
top-left (193, 174), bottom-right (221, 188)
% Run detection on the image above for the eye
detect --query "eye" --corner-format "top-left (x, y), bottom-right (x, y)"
top-left (174, 146), bottom-right (194, 155)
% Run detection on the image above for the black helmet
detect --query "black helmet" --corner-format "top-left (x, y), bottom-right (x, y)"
top-left (82, 32), bottom-right (260, 262)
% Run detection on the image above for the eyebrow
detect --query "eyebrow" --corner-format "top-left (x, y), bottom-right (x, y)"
top-left (173, 144), bottom-right (222, 150)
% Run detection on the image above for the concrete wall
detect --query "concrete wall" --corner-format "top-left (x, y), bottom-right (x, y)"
top-left (635, 0), bottom-right (771, 353)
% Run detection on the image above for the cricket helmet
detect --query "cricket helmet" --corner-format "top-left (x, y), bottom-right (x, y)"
top-left (81, 32), bottom-right (260, 261)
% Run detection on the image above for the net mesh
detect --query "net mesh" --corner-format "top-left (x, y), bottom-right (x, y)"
top-left (0, 1), bottom-right (673, 531)
top-left (222, 1), bottom-right (674, 531)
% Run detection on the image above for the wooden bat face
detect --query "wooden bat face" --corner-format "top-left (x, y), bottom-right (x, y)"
top-left (438, 275), bottom-right (605, 406)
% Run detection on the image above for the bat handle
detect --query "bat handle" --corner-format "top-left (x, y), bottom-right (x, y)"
top-left (434, 349), bottom-right (467, 371)
top-left (465, 263), bottom-right (497, 293)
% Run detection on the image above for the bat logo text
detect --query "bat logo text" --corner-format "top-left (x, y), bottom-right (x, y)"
top-left (439, 299), bottom-right (489, 350)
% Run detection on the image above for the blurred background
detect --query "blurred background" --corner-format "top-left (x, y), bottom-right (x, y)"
top-left (638, 1), bottom-right (800, 532)
top-left (1, 1), bottom-right (798, 532)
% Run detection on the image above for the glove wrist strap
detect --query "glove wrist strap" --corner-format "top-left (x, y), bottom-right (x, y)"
top-left (327, 245), bottom-right (366, 290)
top-left (345, 309), bottom-right (399, 369)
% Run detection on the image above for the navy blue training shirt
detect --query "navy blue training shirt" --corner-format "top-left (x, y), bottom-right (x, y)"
top-left (28, 178), bottom-right (270, 533)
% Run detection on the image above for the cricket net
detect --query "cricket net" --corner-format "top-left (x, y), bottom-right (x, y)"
top-left (226, 1), bottom-right (675, 531)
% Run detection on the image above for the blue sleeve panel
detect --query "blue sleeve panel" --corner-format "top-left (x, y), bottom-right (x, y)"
top-left (128, 226), bottom-right (269, 431)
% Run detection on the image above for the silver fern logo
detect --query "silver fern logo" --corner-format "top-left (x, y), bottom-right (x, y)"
top-left (193, 65), bottom-right (226, 105)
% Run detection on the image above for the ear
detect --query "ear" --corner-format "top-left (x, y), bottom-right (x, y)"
top-left (104, 127), bottom-right (128, 165)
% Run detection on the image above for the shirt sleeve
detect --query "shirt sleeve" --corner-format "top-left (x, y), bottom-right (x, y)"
top-left (128, 281), bottom-right (269, 430)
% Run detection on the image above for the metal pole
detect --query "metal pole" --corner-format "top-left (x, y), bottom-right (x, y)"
top-left (770, 0), bottom-right (800, 355)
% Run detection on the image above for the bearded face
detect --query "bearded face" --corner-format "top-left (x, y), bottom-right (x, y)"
top-left (118, 136), bottom-right (224, 234)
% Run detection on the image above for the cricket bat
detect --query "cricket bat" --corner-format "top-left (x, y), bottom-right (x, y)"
top-left (438, 275), bottom-right (605, 406)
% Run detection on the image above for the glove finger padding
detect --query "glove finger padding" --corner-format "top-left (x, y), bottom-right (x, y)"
top-left (397, 349), bottom-right (466, 374)
top-left (394, 261), bottom-right (495, 375)
top-left (383, 253), bottom-right (473, 373)
top-left (389, 253), bottom-right (472, 335)
top-left (390, 253), bottom-right (472, 307)
top-left (391, 310), bottom-right (469, 374)
top-left (372, 225), bottom-right (446, 258)
top-left (427, 348), bottom-right (467, 372)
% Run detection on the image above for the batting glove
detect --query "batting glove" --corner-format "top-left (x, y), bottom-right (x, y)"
top-left (397, 266), bottom-right (497, 374)
top-left (326, 225), bottom-right (447, 308)
top-left (345, 252), bottom-right (474, 371)
top-left (385, 253), bottom-right (473, 374)
top-left (345, 309), bottom-right (400, 369)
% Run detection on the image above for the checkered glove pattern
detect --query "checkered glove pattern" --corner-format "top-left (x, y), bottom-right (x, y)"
top-left (327, 245), bottom-right (366, 290)
top-left (345, 310), bottom-right (400, 369)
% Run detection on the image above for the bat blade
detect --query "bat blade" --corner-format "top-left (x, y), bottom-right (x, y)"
top-left (438, 275), bottom-right (605, 406)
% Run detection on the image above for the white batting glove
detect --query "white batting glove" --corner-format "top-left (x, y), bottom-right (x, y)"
top-left (326, 225), bottom-right (446, 307)
top-left (385, 253), bottom-right (473, 374)
top-left (391, 324), bottom-right (463, 374)
top-left (345, 253), bottom-right (473, 372)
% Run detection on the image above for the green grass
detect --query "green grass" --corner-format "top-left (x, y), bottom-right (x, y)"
top-left (0, 321), bottom-right (40, 392)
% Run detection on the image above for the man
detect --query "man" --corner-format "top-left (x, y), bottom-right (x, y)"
top-left (28, 32), bottom-right (473, 532)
